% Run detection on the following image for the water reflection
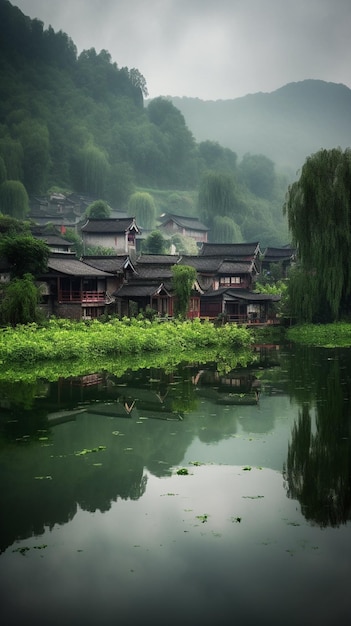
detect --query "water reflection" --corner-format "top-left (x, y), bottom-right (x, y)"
top-left (0, 343), bottom-right (350, 555)
top-left (283, 345), bottom-right (351, 527)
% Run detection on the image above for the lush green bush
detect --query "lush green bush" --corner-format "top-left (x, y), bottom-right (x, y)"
top-left (0, 317), bottom-right (252, 366)
top-left (287, 322), bottom-right (351, 347)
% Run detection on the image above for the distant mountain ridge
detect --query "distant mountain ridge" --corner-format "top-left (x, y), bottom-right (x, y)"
top-left (170, 80), bottom-right (351, 174)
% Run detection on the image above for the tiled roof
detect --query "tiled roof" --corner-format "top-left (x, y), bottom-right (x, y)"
top-left (46, 256), bottom-right (112, 277)
top-left (159, 213), bottom-right (209, 231)
top-left (35, 235), bottom-right (71, 247)
top-left (201, 288), bottom-right (280, 302)
top-left (136, 254), bottom-right (180, 265)
top-left (263, 247), bottom-right (296, 261)
top-left (218, 260), bottom-right (256, 274)
top-left (179, 256), bottom-right (222, 272)
top-left (135, 266), bottom-right (174, 280)
top-left (199, 242), bottom-right (261, 257)
top-left (81, 218), bottom-right (139, 233)
top-left (82, 255), bottom-right (134, 273)
top-left (114, 282), bottom-right (170, 297)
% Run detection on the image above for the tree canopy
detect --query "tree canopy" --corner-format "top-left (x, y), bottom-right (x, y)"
top-left (86, 199), bottom-right (111, 219)
top-left (128, 192), bottom-right (156, 229)
top-left (0, 234), bottom-right (50, 278)
top-left (284, 148), bottom-right (351, 322)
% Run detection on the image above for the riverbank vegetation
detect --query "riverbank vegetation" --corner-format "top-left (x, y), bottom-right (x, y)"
top-left (0, 317), bottom-right (252, 369)
top-left (287, 322), bottom-right (351, 347)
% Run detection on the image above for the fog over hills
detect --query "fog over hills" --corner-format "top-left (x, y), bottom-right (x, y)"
top-left (170, 80), bottom-right (351, 175)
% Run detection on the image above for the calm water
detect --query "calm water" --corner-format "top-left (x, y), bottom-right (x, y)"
top-left (0, 344), bottom-right (350, 626)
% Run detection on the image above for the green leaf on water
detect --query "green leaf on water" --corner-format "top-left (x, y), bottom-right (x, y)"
top-left (176, 468), bottom-right (189, 475)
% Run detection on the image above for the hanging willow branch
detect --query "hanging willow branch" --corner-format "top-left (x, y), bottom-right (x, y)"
top-left (284, 148), bottom-right (351, 321)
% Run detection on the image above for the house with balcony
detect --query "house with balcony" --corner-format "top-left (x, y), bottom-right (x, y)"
top-left (38, 253), bottom-right (116, 319)
top-left (80, 217), bottom-right (140, 255)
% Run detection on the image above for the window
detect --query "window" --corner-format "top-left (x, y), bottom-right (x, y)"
top-left (219, 276), bottom-right (241, 285)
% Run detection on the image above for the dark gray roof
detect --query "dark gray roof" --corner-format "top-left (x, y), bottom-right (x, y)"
top-left (46, 256), bottom-right (112, 277)
top-left (82, 255), bottom-right (135, 273)
top-left (81, 218), bottom-right (139, 234)
top-left (135, 266), bottom-right (173, 280)
top-left (114, 282), bottom-right (170, 297)
top-left (159, 213), bottom-right (209, 231)
top-left (201, 288), bottom-right (280, 302)
top-left (263, 247), bottom-right (296, 261)
top-left (199, 242), bottom-right (261, 258)
top-left (136, 254), bottom-right (180, 265)
top-left (179, 256), bottom-right (222, 272)
top-left (218, 260), bottom-right (256, 274)
top-left (35, 235), bottom-right (72, 247)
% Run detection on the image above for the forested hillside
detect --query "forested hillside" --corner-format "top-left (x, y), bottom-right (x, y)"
top-left (0, 0), bottom-right (291, 245)
top-left (171, 80), bottom-right (351, 173)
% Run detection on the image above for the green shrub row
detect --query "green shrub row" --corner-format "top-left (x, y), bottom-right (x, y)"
top-left (0, 318), bottom-right (252, 365)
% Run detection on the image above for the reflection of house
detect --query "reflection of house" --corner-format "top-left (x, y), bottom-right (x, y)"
top-left (80, 218), bottom-right (140, 255)
top-left (262, 246), bottom-right (296, 277)
top-left (38, 253), bottom-right (117, 319)
top-left (158, 213), bottom-right (209, 244)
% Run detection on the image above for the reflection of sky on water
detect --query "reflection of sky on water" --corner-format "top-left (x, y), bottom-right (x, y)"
top-left (1, 465), bottom-right (350, 626)
top-left (183, 394), bottom-right (296, 470)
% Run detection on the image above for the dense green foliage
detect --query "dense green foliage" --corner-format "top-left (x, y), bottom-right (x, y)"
top-left (0, 180), bottom-right (29, 218)
top-left (284, 148), bottom-right (351, 322)
top-left (142, 230), bottom-right (166, 254)
top-left (287, 323), bottom-right (351, 347)
top-left (172, 265), bottom-right (197, 318)
top-left (128, 192), bottom-right (156, 229)
top-left (0, 233), bottom-right (49, 277)
top-left (85, 200), bottom-right (111, 219)
top-left (0, 317), bottom-right (252, 365)
top-left (0, 273), bottom-right (42, 325)
top-left (0, 1), bottom-right (289, 245)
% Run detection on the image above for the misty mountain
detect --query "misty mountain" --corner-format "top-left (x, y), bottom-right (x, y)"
top-left (171, 80), bottom-right (351, 174)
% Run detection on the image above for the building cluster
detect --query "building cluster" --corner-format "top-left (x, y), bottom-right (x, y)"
top-left (1, 197), bottom-right (296, 323)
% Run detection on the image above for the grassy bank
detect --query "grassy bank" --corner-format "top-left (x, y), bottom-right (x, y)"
top-left (287, 322), bottom-right (351, 347)
top-left (0, 317), bottom-right (252, 367)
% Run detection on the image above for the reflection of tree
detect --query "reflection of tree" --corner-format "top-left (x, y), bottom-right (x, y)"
top-left (284, 350), bottom-right (351, 527)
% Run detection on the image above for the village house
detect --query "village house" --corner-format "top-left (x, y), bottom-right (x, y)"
top-left (158, 213), bottom-right (209, 244)
top-left (113, 254), bottom-right (178, 318)
top-left (80, 217), bottom-right (140, 255)
top-left (37, 253), bottom-right (116, 320)
top-left (262, 246), bottom-right (296, 278)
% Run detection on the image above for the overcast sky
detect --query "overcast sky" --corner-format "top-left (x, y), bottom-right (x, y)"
top-left (13, 0), bottom-right (351, 100)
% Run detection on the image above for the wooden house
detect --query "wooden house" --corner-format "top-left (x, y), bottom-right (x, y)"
top-left (179, 256), bottom-right (259, 291)
top-left (158, 213), bottom-right (209, 244)
top-left (80, 218), bottom-right (140, 255)
top-left (200, 287), bottom-right (280, 323)
top-left (38, 253), bottom-right (116, 320)
top-left (262, 246), bottom-right (296, 277)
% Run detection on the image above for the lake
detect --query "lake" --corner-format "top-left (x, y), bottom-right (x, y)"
top-left (0, 343), bottom-right (350, 626)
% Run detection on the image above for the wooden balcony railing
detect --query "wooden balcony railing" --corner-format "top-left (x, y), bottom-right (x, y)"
top-left (59, 291), bottom-right (106, 303)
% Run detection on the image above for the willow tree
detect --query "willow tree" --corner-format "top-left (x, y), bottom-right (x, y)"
top-left (0, 273), bottom-right (42, 326)
top-left (76, 144), bottom-right (110, 196)
top-left (0, 180), bottom-right (29, 219)
top-left (198, 171), bottom-right (241, 233)
top-left (284, 148), bottom-right (351, 322)
top-left (172, 265), bottom-right (197, 319)
top-left (128, 192), bottom-right (156, 229)
top-left (212, 215), bottom-right (243, 243)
